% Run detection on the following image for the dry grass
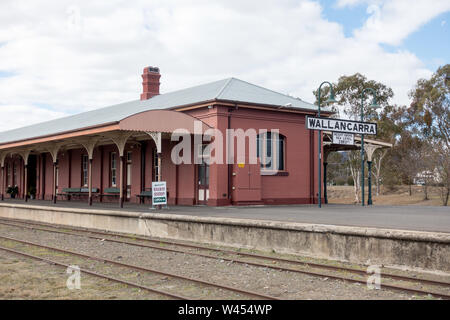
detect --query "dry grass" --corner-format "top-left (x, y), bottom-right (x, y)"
top-left (0, 252), bottom-right (158, 299)
top-left (328, 185), bottom-right (445, 206)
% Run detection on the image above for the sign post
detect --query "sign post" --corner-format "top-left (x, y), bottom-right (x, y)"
top-left (152, 181), bottom-right (167, 207)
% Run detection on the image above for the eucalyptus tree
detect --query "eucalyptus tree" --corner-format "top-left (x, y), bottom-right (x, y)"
top-left (314, 73), bottom-right (394, 203)
top-left (407, 65), bottom-right (450, 205)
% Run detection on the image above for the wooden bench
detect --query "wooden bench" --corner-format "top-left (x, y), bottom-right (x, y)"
top-left (100, 187), bottom-right (120, 201)
top-left (58, 187), bottom-right (99, 200)
top-left (137, 189), bottom-right (152, 204)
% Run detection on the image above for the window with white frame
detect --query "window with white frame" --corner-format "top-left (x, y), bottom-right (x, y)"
top-left (256, 132), bottom-right (285, 171)
top-left (82, 155), bottom-right (88, 187)
top-left (111, 152), bottom-right (117, 187)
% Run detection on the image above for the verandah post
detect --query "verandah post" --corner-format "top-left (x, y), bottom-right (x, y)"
top-left (24, 163), bottom-right (28, 202)
top-left (157, 152), bottom-right (162, 209)
top-left (88, 158), bottom-right (93, 206)
top-left (53, 161), bottom-right (57, 204)
top-left (119, 155), bottom-right (124, 208)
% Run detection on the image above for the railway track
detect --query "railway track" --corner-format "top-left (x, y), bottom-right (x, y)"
top-left (0, 233), bottom-right (278, 300)
top-left (0, 217), bottom-right (449, 299)
top-left (0, 244), bottom-right (189, 300)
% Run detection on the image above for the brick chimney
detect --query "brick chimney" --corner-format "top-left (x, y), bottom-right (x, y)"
top-left (140, 66), bottom-right (160, 100)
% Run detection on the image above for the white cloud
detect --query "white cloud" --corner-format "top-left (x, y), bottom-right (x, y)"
top-left (353, 0), bottom-right (450, 45)
top-left (335, 0), bottom-right (371, 8)
top-left (0, 0), bottom-right (447, 132)
top-left (0, 103), bottom-right (67, 131)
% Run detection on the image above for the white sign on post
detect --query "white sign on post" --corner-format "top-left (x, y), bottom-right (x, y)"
top-left (333, 132), bottom-right (354, 145)
top-left (306, 116), bottom-right (377, 135)
top-left (152, 181), bottom-right (167, 206)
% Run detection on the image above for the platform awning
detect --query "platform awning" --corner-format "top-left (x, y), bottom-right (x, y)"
top-left (322, 131), bottom-right (393, 161)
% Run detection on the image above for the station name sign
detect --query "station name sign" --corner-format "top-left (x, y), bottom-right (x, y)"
top-left (306, 116), bottom-right (377, 135)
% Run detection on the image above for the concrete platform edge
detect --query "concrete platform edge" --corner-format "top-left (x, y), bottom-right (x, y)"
top-left (1, 203), bottom-right (448, 243)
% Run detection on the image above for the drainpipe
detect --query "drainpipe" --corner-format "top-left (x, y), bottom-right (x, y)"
top-left (227, 107), bottom-right (233, 204)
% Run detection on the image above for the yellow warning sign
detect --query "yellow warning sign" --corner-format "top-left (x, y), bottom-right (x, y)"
top-left (238, 163), bottom-right (245, 168)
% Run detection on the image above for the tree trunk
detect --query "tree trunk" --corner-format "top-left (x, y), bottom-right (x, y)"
top-left (347, 151), bottom-right (361, 204)
top-left (354, 173), bottom-right (360, 203)
top-left (423, 183), bottom-right (429, 200)
top-left (440, 185), bottom-right (449, 206)
top-left (373, 150), bottom-right (386, 196)
top-left (350, 166), bottom-right (360, 203)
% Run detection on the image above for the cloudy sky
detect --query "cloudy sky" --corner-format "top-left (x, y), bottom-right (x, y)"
top-left (0, 0), bottom-right (449, 131)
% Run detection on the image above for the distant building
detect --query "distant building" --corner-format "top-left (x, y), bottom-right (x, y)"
top-left (414, 169), bottom-right (441, 185)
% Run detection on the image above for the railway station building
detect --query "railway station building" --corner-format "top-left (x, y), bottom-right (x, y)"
top-left (0, 67), bottom-right (389, 207)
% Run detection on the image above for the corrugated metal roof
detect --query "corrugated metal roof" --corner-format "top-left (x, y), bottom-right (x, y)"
top-left (0, 77), bottom-right (325, 145)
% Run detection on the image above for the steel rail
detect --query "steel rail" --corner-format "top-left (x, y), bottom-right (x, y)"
top-left (0, 244), bottom-right (189, 300)
top-left (0, 217), bottom-right (448, 289)
top-left (0, 234), bottom-right (278, 300)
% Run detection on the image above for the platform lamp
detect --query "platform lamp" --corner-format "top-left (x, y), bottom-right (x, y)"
top-left (316, 82), bottom-right (337, 208)
top-left (360, 88), bottom-right (379, 207)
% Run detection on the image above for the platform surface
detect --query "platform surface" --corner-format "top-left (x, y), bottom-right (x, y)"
top-left (2, 199), bottom-right (449, 233)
